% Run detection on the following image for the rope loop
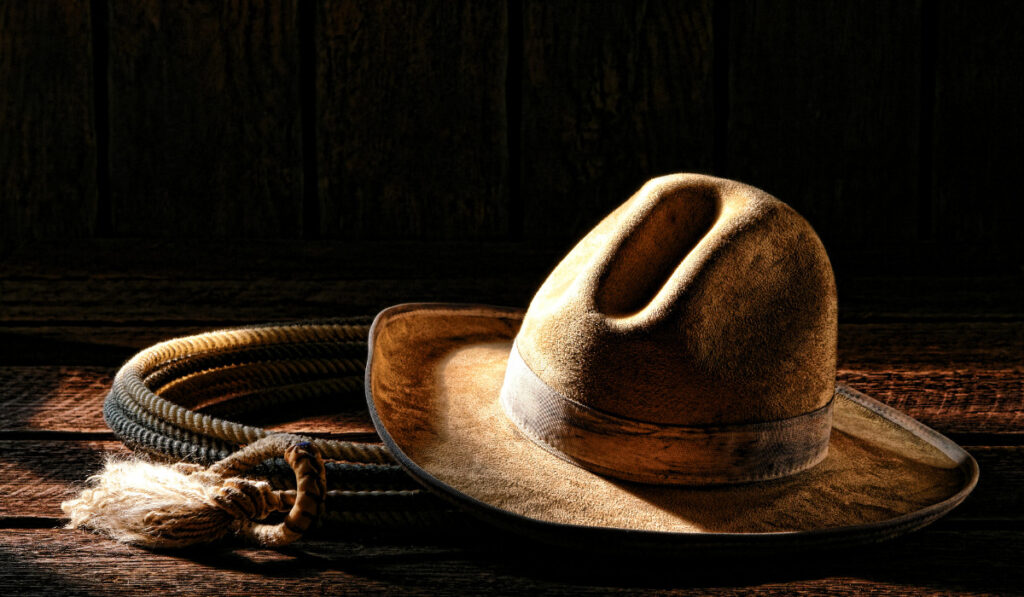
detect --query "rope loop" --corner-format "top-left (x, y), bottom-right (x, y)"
top-left (232, 437), bottom-right (327, 545)
top-left (62, 434), bottom-right (327, 548)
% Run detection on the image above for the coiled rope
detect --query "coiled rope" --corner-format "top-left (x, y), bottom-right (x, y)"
top-left (62, 318), bottom-right (464, 547)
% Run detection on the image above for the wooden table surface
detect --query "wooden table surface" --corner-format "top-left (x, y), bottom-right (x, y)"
top-left (1, 241), bottom-right (1021, 596)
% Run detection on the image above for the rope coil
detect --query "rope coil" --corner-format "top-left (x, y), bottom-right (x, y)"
top-left (62, 318), bottom-right (464, 548)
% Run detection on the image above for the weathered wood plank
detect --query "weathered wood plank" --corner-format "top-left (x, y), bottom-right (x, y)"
top-left (521, 0), bottom-right (715, 242)
top-left (108, 0), bottom-right (303, 237)
top-left (0, 526), bottom-right (1020, 595)
top-left (0, 441), bottom-right (129, 518)
top-left (726, 0), bottom-right (921, 251)
top-left (932, 0), bottom-right (1024, 260)
top-left (0, 367), bottom-right (375, 435)
top-left (0, 2), bottom-right (96, 256)
top-left (317, 0), bottom-right (509, 239)
top-left (0, 367), bottom-right (115, 433)
top-left (837, 369), bottom-right (1023, 436)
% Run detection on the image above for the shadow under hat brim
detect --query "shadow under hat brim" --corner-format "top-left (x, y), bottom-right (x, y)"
top-left (366, 303), bottom-right (978, 553)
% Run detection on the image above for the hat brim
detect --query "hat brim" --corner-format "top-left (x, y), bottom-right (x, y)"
top-left (366, 303), bottom-right (978, 552)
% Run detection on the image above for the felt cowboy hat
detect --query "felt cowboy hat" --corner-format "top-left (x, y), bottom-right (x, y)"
top-left (365, 174), bottom-right (978, 552)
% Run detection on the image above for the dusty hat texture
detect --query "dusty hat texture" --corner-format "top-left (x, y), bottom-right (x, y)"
top-left (366, 174), bottom-right (977, 551)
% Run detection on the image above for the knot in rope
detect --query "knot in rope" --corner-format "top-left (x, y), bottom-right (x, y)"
top-left (212, 477), bottom-right (287, 522)
top-left (62, 435), bottom-right (326, 548)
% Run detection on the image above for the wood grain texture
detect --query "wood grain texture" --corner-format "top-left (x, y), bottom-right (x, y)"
top-left (932, 0), bottom-right (1024, 260)
top-left (0, 366), bottom-right (375, 434)
top-left (317, 0), bottom-right (509, 239)
top-left (521, 0), bottom-right (715, 241)
top-left (0, 440), bottom-right (129, 518)
top-left (0, 2), bottom-right (96, 256)
top-left (0, 367), bottom-right (115, 432)
top-left (108, 0), bottom-right (303, 238)
top-left (726, 0), bottom-right (920, 251)
top-left (0, 526), bottom-right (1020, 595)
top-left (837, 369), bottom-right (1024, 436)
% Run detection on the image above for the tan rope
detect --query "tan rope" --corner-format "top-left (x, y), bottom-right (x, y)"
top-left (153, 359), bottom-right (364, 406)
top-left (63, 320), bottom-right (463, 548)
top-left (62, 435), bottom-right (327, 548)
top-left (112, 325), bottom-right (393, 464)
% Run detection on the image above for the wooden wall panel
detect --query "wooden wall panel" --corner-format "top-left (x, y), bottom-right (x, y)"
top-left (0, 2), bottom-right (95, 255)
top-left (108, 0), bottom-right (303, 238)
top-left (0, 0), bottom-right (1020, 271)
top-left (521, 0), bottom-right (715, 242)
top-left (933, 0), bottom-right (1024, 261)
top-left (726, 0), bottom-right (921, 251)
top-left (317, 0), bottom-right (509, 240)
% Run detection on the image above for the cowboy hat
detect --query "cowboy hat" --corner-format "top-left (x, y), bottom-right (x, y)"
top-left (365, 174), bottom-right (977, 552)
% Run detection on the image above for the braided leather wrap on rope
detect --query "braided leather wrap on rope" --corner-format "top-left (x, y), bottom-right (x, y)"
top-left (64, 318), bottom-right (464, 548)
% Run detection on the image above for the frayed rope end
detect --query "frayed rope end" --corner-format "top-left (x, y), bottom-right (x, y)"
top-left (61, 436), bottom-right (325, 549)
top-left (61, 457), bottom-right (239, 548)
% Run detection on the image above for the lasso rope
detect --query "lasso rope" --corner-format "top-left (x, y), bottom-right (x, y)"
top-left (62, 318), bottom-right (463, 548)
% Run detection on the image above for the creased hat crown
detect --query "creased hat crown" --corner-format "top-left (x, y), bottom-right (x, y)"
top-left (502, 173), bottom-right (838, 484)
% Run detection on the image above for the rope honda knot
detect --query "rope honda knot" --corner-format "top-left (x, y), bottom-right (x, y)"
top-left (61, 434), bottom-right (326, 548)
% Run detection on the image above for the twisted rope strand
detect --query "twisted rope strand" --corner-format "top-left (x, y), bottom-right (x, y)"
top-left (152, 359), bottom-right (365, 406)
top-left (115, 354), bottom-right (393, 463)
top-left (142, 340), bottom-right (366, 390)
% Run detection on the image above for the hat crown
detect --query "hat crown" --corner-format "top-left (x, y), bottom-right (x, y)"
top-left (516, 174), bottom-right (837, 428)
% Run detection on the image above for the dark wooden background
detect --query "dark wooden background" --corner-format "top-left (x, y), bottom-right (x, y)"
top-left (2, 0), bottom-right (1022, 270)
top-left (1, 1), bottom-right (1022, 594)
